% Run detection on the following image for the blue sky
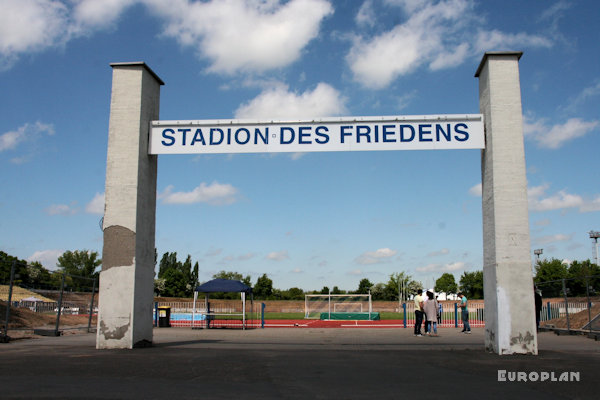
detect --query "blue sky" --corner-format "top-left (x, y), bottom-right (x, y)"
top-left (1, 0), bottom-right (598, 291)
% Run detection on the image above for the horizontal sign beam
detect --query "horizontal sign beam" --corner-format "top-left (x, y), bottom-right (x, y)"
top-left (149, 114), bottom-right (484, 155)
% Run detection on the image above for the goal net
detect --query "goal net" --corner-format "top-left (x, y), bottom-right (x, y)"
top-left (305, 294), bottom-right (372, 319)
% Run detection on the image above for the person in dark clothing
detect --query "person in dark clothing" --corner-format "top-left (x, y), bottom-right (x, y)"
top-left (534, 285), bottom-right (542, 330)
top-left (414, 289), bottom-right (424, 336)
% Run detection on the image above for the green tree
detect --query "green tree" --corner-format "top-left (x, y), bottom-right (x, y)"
top-left (160, 268), bottom-right (188, 297)
top-left (254, 273), bottom-right (273, 299)
top-left (319, 286), bottom-right (330, 294)
top-left (459, 270), bottom-right (484, 299)
top-left (285, 287), bottom-right (305, 300)
top-left (158, 252), bottom-right (198, 297)
top-left (567, 260), bottom-right (600, 296)
top-left (192, 262), bottom-right (199, 289)
top-left (435, 273), bottom-right (458, 295)
top-left (383, 272), bottom-right (419, 301)
top-left (57, 250), bottom-right (101, 290)
top-left (370, 282), bottom-right (387, 300)
top-left (158, 252), bottom-right (181, 279)
top-left (212, 270), bottom-right (251, 286)
top-left (534, 258), bottom-right (568, 297)
top-left (356, 278), bottom-right (373, 294)
top-left (27, 261), bottom-right (52, 287)
top-left (331, 286), bottom-right (344, 294)
top-left (154, 278), bottom-right (166, 296)
top-left (1, 251), bottom-right (33, 285)
top-left (211, 270), bottom-right (252, 299)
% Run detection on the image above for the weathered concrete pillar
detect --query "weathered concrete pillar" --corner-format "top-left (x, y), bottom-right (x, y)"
top-left (476, 52), bottom-right (537, 354)
top-left (97, 62), bottom-right (163, 349)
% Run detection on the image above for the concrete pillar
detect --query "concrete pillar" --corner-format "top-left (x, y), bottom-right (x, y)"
top-left (97, 63), bottom-right (163, 349)
top-left (476, 52), bottom-right (537, 354)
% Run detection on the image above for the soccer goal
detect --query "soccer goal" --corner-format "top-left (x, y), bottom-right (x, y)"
top-left (305, 294), bottom-right (374, 320)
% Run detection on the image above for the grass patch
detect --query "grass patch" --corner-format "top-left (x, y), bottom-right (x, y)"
top-left (379, 312), bottom-right (404, 320)
top-left (263, 312), bottom-right (305, 320)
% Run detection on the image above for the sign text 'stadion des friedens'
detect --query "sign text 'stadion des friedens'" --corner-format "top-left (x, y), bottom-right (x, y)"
top-left (149, 115), bottom-right (484, 154)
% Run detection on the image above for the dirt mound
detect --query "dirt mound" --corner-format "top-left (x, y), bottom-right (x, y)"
top-left (541, 303), bottom-right (600, 329)
top-left (1, 301), bottom-right (96, 330)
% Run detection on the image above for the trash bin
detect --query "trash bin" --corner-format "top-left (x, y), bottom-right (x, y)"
top-left (158, 306), bottom-right (171, 327)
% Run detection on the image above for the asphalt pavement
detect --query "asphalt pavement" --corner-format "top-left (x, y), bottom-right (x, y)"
top-left (1, 327), bottom-right (598, 399)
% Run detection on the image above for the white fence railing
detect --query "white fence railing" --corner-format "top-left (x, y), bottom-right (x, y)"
top-left (403, 302), bottom-right (485, 328)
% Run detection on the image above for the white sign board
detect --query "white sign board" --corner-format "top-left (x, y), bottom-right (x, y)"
top-left (149, 114), bottom-right (484, 155)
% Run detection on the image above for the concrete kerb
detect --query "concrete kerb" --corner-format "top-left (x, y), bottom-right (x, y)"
top-left (1, 328), bottom-right (598, 399)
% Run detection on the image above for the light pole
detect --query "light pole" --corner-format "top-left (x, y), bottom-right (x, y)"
top-left (533, 249), bottom-right (543, 274)
top-left (589, 231), bottom-right (600, 266)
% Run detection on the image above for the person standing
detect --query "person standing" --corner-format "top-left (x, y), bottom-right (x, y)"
top-left (534, 285), bottom-right (542, 330)
top-left (424, 291), bottom-right (439, 336)
top-left (436, 296), bottom-right (442, 324)
top-left (457, 292), bottom-right (471, 333)
top-left (414, 289), bottom-right (425, 336)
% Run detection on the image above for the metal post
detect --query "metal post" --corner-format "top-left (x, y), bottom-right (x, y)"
top-left (402, 303), bottom-right (406, 328)
top-left (205, 294), bottom-right (209, 329)
top-left (562, 279), bottom-right (570, 332)
top-left (2, 260), bottom-right (16, 339)
top-left (261, 303), bottom-right (265, 329)
top-left (454, 302), bottom-right (458, 328)
top-left (55, 273), bottom-right (66, 336)
top-left (546, 301), bottom-right (551, 321)
top-left (328, 289), bottom-right (331, 320)
top-left (87, 278), bottom-right (97, 333)
top-left (586, 276), bottom-right (591, 332)
top-left (398, 280), bottom-right (401, 313)
top-left (242, 292), bottom-right (246, 330)
top-left (154, 302), bottom-right (159, 327)
top-left (192, 291), bottom-right (197, 329)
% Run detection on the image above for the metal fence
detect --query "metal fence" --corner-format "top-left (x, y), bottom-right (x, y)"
top-left (156, 300), bottom-right (262, 329)
top-left (536, 274), bottom-right (600, 334)
top-left (403, 301), bottom-right (485, 328)
top-left (1, 259), bottom-right (97, 341)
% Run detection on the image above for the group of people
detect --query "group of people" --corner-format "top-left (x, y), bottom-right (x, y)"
top-left (413, 289), bottom-right (471, 336)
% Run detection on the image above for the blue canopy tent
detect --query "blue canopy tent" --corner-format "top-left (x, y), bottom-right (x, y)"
top-left (192, 279), bottom-right (253, 329)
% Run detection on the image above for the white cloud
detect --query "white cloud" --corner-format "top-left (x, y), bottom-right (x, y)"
top-left (0, 0), bottom-right (69, 70)
top-left (355, 247), bottom-right (397, 265)
top-left (27, 249), bottom-right (64, 270)
top-left (291, 267), bottom-right (303, 273)
top-left (528, 184), bottom-right (600, 213)
top-left (469, 183), bottom-right (482, 197)
top-left (221, 252), bottom-right (255, 263)
top-left (266, 250), bottom-right (289, 261)
top-left (473, 30), bottom-right (551, 54)
top-left (85, 192), bottom-right (105, 214)
top-left (158, 182), bottom-right (238, 205)
top-left (347, 0), bottom-right (552, 89)
top-left (1, 0), bottom-right (332, 74)
top-left (562, 80), bottom-right (600, 113)
top-left (347, 269), bottom-right (364, 275)
top-left (416, 261), bottom-right (464, 273)
top-left (235, 82), bottom-right (346, 120)
top-left (524, 116), bottom-right (599, 149)
top-left (205, 248), bottom-right (223, 257)
top-left (355, 0), bottom-right (376, 28)
top-left (534, 218), bottom-right (551, 227)
top-left (427, 248), bottom-right (449, 257)
top-left (0, 122), bottom-right (54, 152)
top-left (533, 233), bottom-right (573, 246)
top-left (146, 0), bottom-right (333, 74)
top-left (71, 0), bottom-right (136, 34)
top-left (44, 204), bottom-right (77, 216)
top-left (0, 0), bottom-right (135, 70)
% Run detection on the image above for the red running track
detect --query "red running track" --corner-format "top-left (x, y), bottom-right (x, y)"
top-left (170, 319), bottom-right (407, 328)
top-left (169, 318), bottom-right (483, 328)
